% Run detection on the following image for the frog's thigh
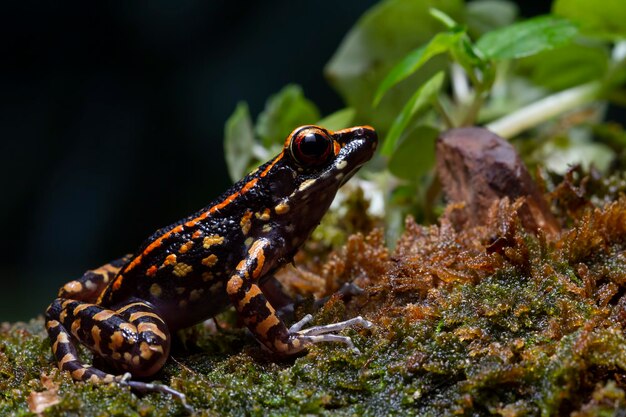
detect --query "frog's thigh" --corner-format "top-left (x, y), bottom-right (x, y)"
top-left (57, 254), bottom-right (133, 302)
top-left (46, 297), bottom-right (171, 379)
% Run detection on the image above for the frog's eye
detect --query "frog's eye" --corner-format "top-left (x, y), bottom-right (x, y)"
top-left (289, 128), bottom-right (333, 167)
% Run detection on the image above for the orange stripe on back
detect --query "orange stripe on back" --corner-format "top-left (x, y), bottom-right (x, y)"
top-left (121, 152), bottom-right (285, 275)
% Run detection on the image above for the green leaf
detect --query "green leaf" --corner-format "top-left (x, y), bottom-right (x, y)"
top-left (374, 31), bottom-right (463, 106)
top-left (476, 15), bottom-right (578, 60)
top-left (224, 102), bottom-right (255, 183)
top-left (388, 125), bottom-right (439, 180)
top-left (553, 0), bottom-right (626, 40)
top-left (325, 0), bottom-right (463, 134)
top-left (429, 8), bottom-right (458, 29)
top-left (382, 71), bottom-right (445, 156)
top-left (255, 84), bottom-right (320, 147)
top-left (450, 34), bottom-right (493, 87)
top-left (519, 43), bottom-right (609, 91)
top-left (465, 0), bottom-right (519, 37)
top-left (317, 108), bottom-right (356, 131)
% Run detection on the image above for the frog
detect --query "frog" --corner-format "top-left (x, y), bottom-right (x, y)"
top-left (45, 124), bottom-right (377, 407)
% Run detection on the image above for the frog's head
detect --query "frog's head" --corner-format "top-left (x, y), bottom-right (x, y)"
top-left (264, 125), bottom-right (377, 241)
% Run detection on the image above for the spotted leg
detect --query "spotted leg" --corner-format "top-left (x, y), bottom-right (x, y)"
top-left (226, 238), bottom-right (373, 355)
top-left (45, 298), bottom-right (192, 413)
top-left (57, 255), bottom-right (132, 302)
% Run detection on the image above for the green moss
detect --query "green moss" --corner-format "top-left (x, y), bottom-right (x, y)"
top-left (4, 183), bottom-right (626, 416)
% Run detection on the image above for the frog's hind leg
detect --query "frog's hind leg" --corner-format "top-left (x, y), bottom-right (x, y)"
top-left (44, 298), bottom-right (191, 412)
top-left (57, 255), bottom-right (132, 302)
top-left (45, 298), bottom-right (171, 378)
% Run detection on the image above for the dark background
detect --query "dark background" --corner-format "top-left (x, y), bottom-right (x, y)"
top-left (1, 1), bottom-right (551, 321)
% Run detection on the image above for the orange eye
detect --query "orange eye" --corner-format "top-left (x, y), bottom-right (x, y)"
top-left (290, 129), bottom-right (333, 167)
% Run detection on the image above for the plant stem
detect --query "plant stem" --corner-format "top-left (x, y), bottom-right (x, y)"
top-left (434, 99), bottom-right (455, 129)
top-left (485, 81), bottom-right (602, 139)
top-left (461, 90), bottom-right (486, 127)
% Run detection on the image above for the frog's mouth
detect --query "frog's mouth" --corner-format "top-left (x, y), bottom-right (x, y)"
top-left (333, 126), bottom-right (378, 186)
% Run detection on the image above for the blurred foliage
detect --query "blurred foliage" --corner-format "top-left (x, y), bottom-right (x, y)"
top-left (224, 0), bottom-right (626, 237)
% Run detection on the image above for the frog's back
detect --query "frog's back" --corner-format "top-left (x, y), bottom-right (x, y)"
top-left (98, 161), bottom-right (276, 320)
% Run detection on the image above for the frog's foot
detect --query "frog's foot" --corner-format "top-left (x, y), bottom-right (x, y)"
top-left (120, 376), bottom-right (194, 415)
top-left (289, 314), bottom-right (374, 354)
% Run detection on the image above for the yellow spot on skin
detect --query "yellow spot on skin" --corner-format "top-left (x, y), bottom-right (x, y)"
top-left (244, 237), bottom-right (254, 247)
top-left (179, 299), bottom-right (188, 309)
top-left (137, 322), bottom-right (167, 340)
top-left (88, 374), bottom-right (100, 383)
top-left (59, 353), bottom-right (75, 368)
top-left (192, 230), bottom-right (203, 239)
top-left (163, 254), bottom-right (177, 268)
top-left (249, 239), bottom-right (267, 279)
top-left (112, 352), bottom-right (121, 360)
top-left (129, 311), bottom-right (163, 323)
top-left (59, 310), bottom-right (68, 323)
top-left (176, 287), bottom-right (186, 294)
top-left (275, 202), bottom-right (290, 214)
top-left (235, 259), bottom-right (246, 272)
top-left (201, 254), bottom-right (218, 267)
top-left (239, 285), bottom-right (262, 310)
top-left (62, 280), bottom-right (82, 294)
top-left (255, 208), bottom-right (271, 221)
top-left (227, 276), bottom-right (244, 295)
top-left (116, 302), bottom-right (147, 314)
top-left (140, 342), bottom-right (154, 360)
top-left (298, 178), bottom-right (316, 191)
top-left (179, 241), bottom-right (194, 254)
top-left (84, 280), bottom-right (97, 291)
top-left (189, 289), bottom-right (204, 302)
top-left (112, 275), bottom-right (124, 291)
top-left (150, 283), bottom-right (162, 297)
top-left (119, 323), bottom-right (137, 334)
top-left (262, 224), bottom-right (273, 233)
top-left (173, 262), bottom-right (193, 277)
top-left (71, 368), bottom-right (87, 379)
top-left (123, 352), bottom-right (133, 363)
top-left (202, 272), bottom-right (214, 282)
top-left (240, 210), bottom-right (253, 235)
top-left (203, 235), bottom-right (224, 249)
top-left (47, 320), bottom-right (60, 329)
top-left (132, 355), bottom-right (141, 366)
top-left (52, 332), bottom-right (70, 352)
top-left (93, 310), bottom-right (115, 321)
top-left (256, 314), bottom-right (280, 337)
top-left (91, 327), bottom-right (102, 352)
top-left (146, 265), bottom-right (158, 277)
top-left (109, 331), bottom-right (125, 351)
top-left (71, 319), bottom-right (81, 335)
top-left (274, 339), bottom-right (291, 353)
top-left (73, 304), bottom-right (90, 315)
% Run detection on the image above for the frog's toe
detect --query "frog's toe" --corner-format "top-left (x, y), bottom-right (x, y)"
top-left (124, 379), bottom-right (194, 415)
top-left (290, 315), bottom-right (373, 353)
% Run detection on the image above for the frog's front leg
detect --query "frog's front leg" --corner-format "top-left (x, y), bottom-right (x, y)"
top-left (226, 238), bottom-right (373, 355)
